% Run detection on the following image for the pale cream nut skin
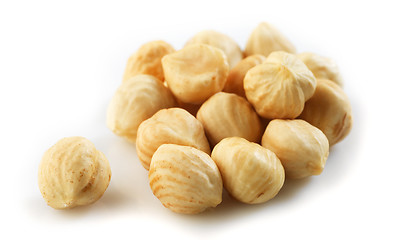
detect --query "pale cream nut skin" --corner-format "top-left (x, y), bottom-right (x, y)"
top-left (244, 51), bottom-right (316, 119)
top-left (223, 54), bottom-right (266, 98)
top-left (211, 137), bottom-right (285, 204)
top-left (196, 92), bottom-right (263, 147)
top-left (38, 137), bottom-right (112, 209)
top-left (185, 30), bottom-right (243, 68)
top-left (245, 22), bottom-right (296, 57)
top-left (149, 144), bottom-right (223, 214)
top-left (136, 108), bottom-right (210, 170)
top-left (161, 44), bottom-right (229, 104)
top-left (107, 74), bottom-right (175, 142)
top-left (122, 40), bottom-right (175, 82)
top-left (299, 79), bottom-right (353, 146)
top-left (297, 52), bottom-right (343, 86)
top-left (262, 119), bottom-right (329, 179)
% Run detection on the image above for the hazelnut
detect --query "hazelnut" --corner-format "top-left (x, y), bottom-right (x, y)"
top-left (262, 119), bottom-right (329, 179)
top-left (211, 137), bottom-right (285, 204)
top-left (38, 137), bottom-right (112, 209)
top-left (297, 52), bottom-right (343, 86)
top-left (136, 108), bottom-right (210, 170)
top-left (149, 144), bottom-right (223, 214)
top-left (299, 79), bottom-right (353, 146)
top-left (244, 51), bottom-right (316, 119)
top-left (197, 92), bottom-right (262, 147)
top-left (185, 30), bottom-right (243, 68)
top-left (107, 74), bottom-right (175, 142)
top-left (123, 40), bottom-right (175, 82)
top-left (161, 44), bottom-right (229, 104)
top-left (245, 22), bottom-right (296, 57)
top-left (223, 54), bottom-right (266, 98)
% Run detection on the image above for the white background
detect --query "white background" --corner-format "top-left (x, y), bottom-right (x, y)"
top-left (1, 0), bottom-right (418, 239)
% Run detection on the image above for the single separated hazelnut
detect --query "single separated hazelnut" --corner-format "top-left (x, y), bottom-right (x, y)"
top-left (197, 92), bottom-right (262, 147)
top-left (299, 79), bottom-right (353, 146)
top-left (185, 30), bottom-right (243, 68)
top-left (123, 40), bottom-right (175, 82)
top-left (223, 54), bottom-right (266, 98)
top-left (107, 74), bottom-right (175, 142)
top-left (211, 137), bottom-right (285, 204)
top-left (297, 52), bottom-right (343, 86)
top-left (136, 108), bottom-right (210, 170)
top-left (38, 137), bottom-right (112, 209)
top-left (161, 44), bottom-right (229, 104)
top-left (149, 144), bottom-right (223, 214)
top-left (245, 22), bottom-right (296, 57)
top-left (244, 51), bottom-right (316, 119)
top-left (262, 119), bottom-right (329, 179)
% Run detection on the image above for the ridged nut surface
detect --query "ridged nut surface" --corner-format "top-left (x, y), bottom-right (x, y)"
top-left (297, 52), bottom-right (343, 86)
top-left (38, 137), bottom-right (111, 209)
top-left (162, 44), bottom-right (229, 104)
top-left (211, 137), bottom-right (285, 204)
top-left (197, 92), bottom-right (262, 147)
top-left (149, 144), bottom-right (223, 214)
top-left (244, 51), bottom-right (316, 119)
top-left (107, 74), bottom-right (175, 142)
top-left (136, 108), bottom-right (210, 170)
top-left (224, 54), bottom-right (265, 98)
top-left (185, 30), bottom-right (243, 68)
top-left (245, 22), bottom-right (296, 57)
top-left (262, 119), bottom-right (329, 179)
top-left (299, 79), bottom-right (353, 146)
top-left (123, 40), bottom-right (175, 82)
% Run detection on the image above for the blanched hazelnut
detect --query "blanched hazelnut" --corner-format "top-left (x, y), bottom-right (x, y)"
top-left (223, 54), bottom-right (265, 98)
top-left (123, 40), bottom-right (175, 82)
top-left (211, 137), bottom-right (285, 204)
top-left (299, 79), bottom-right (353, 146)
top-left (136, 108), bottom-right (210, 170)
top-left (196, 92), bottom-right (262, 147)
top-left (149, 144), bottom-right (223, 214)
top-left (185, 30), bottom-right (243, 68)
top-left (162, 44), bottom-right (229, 104)
top-left (38, 137), bottom-right (112, 209)
top-left (107, 74), bottom-right (175, 142)
top-left (245, 22), bottom-right (296, 57)
top-left (244, 51), bottom-right (316, 119)
top-left (262, 119), bottom-right (329, 179)
top-left (297, 52), bottom-right (343, 86)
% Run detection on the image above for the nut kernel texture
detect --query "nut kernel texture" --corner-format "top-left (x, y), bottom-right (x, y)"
top-left (244, 51), bottom-right (316, 119)
top-left (224, 54), bottom-right (266, 98)
top-left (245, 22), bottom-right (296, 57)
top-left (299, 79), bottom-right (353, 146)
top-left (38, 137), bottom-right (112, 209)
top-left (162, 44), bottom-right (229, 104)
top-left (197, 92), bottom-right (262, 147)
top-left (123, 40), bottom-right (175, 82)
top-left (149, 144), bottom-right (223, 214)
top-left (107, 74), bottom-right (175, 142)
top-left (262, 119), bottom-right (329, 179)
top-left (297, 52), bottom-right (343, 86)
top-left (211, 137), bottom-right (285, 204)
top-left (185, 30), bottom-right (243, 68)
top-left (136, 108), bottom-right (210, 170)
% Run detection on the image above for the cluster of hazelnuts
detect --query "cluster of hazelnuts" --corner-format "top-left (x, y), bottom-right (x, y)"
top-left (38, 22), bottom-right (352, 214)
